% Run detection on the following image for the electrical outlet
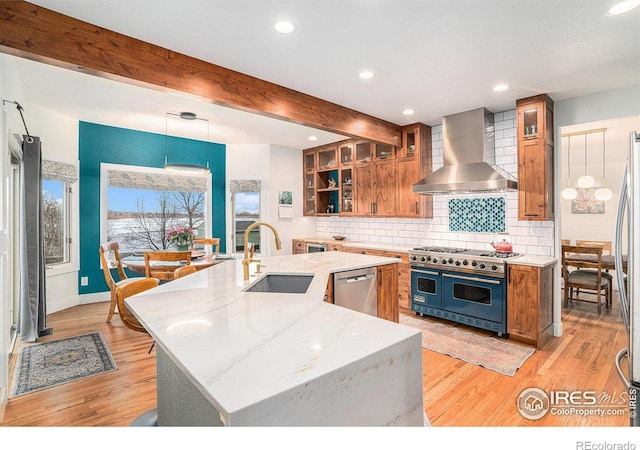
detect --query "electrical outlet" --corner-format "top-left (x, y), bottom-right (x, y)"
top-left (81, 276), bottom-right (88, 286)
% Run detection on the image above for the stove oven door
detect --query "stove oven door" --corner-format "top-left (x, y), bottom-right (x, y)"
top-left (410, 267), bottom-right (441, 311)
top-left (441, 272), bottom-right (505, 324)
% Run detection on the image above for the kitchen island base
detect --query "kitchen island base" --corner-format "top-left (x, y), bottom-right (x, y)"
top-left (156, 334), bottom-right (424, 426)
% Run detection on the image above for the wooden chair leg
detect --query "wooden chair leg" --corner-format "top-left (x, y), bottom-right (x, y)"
top-left (106, 289), bottom-right (117, 323)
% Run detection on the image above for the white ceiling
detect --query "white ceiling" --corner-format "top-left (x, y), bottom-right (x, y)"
top-left (10, 0), bottom-right (640, 149)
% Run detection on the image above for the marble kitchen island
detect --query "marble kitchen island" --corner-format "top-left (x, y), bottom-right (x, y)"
top-left (126, 251), bottom-right (424, 426)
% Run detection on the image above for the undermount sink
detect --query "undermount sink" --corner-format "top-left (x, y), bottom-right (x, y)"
top-left (244, 273), bottom-right (314, 294)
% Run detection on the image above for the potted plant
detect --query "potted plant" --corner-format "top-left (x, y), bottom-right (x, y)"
top-left (167, 227), bottom-right (195, 251)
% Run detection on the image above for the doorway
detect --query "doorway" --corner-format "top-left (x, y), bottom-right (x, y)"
top-left (558, 116), bottom-right (639, 313)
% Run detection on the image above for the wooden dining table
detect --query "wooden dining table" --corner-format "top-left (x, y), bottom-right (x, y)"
top-left (121, 251), bottom-right (234, 274)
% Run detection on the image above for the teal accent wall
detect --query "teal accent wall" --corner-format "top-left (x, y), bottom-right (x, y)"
top-left (79, 121), bottom-right (226, 295)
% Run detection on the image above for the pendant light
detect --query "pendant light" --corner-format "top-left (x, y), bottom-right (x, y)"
top-left (164, 112), bottom-right (210, 174)
top-left (561, 135), bottom-right (578, 200)
top-left (595, 130), bottom-right (613, 201)
top-left (577, 133), bottom-right (595, 188)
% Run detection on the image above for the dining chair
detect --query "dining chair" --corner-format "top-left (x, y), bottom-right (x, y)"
top-left (143, 251), bottom-right (192, 281)
top-left (99, 242), bottom-right (144, 323)
top-left (573, 240), bottom-right (614, 300)
top-left (191, 237), bottom-right (220, 255)
top-left (116, 277), bottom-right (160, 333)
top-left (561, 244), bottom-right (611, 313)
top-left (174, 265), bottom-right (197, 279)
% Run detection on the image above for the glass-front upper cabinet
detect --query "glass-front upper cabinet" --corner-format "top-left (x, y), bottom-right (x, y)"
top-left (339, 141), bottom-right (353, 166)
top-left (355, 141), bottom-right (372, 163)
top-left (374, 142), bottom-right (395, 160)
top-left (304, 149), bottom-right (316, 172)
top-left (317, 146), bottom-right (337, 170)
top-left (519, 104), bottom-right (541, 141)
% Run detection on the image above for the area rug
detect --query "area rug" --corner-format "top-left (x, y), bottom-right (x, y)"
top-left (10, 332), bottom-right (117, 398)
top-left (400, 314), bottom-right (535, 376)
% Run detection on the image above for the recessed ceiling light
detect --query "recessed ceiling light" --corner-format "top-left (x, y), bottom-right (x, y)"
top-left (607, 0), bottom-right (640, 15)
top-left (274, 21), bottom-right (295, 34)
top-left (308, 135), bottom-right (318, 141)
top-left (493, 84), bottom-right (509, 92)
top-left (402, 109), bottom-right (415, 115)
top-left (358, 71), bottom-right (375, 80)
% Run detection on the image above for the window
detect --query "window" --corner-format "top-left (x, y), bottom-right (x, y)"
top-left (42, 179), bottom-right (70, 264)
top-left (102, 164), bottom-right (211, 254)
top-left (233, 191), bottom-right (260, 253)
top-left (42, 160), bottom-right (77, 266)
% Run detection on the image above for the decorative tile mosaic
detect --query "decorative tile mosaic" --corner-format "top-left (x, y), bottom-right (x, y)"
top-left (449, 197), bottom-right (506, 233)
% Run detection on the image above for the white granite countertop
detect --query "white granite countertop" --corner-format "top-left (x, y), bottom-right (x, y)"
top-left (507, 255), bottom-right (557, 267)
top-left (125, 251), bottom-right (422, 425)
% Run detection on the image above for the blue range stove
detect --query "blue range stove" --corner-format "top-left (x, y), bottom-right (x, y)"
top-left (409, 246), bottom-right (521, 336)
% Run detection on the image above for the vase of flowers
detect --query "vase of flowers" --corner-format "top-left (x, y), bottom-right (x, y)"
top-left (167, 227), bottom-right (195, 251)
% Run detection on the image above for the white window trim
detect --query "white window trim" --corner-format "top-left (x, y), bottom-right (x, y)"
top-left (99, 162), bottom-right (212, 247)
top-left (44, 164), bottom-right (79, 277)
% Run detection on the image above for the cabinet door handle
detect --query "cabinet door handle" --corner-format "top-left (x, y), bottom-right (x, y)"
top-left (415, 202), bottom-right (419, 214)
top-left (524, 213), bottom-right (539, 217)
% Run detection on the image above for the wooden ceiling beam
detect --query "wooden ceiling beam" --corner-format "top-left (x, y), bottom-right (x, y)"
top-left (0, 1), bottom-right (402, 146)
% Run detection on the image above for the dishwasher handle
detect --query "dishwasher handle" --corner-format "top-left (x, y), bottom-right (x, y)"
top-left (336, 273), bottom-right (376, 284)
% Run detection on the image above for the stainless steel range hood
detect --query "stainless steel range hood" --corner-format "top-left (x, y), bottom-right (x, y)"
top-left (413, 107), bottom-right (518, 194)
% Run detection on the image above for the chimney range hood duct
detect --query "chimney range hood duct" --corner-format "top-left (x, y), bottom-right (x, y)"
top-left (412, 107), bottom-right (518, 194)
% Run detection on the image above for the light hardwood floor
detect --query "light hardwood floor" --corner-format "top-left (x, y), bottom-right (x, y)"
top-left (0, 293), bottom-right (630, 427)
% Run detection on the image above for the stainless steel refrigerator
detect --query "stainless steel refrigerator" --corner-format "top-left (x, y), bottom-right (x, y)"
top-left (615, 130), bottom-right (640, 426)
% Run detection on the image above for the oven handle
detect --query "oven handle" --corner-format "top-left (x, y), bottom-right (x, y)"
top-left (410, 268), bottom-right (440, 276)
top-left (442, 273), bottom-right (502, 285)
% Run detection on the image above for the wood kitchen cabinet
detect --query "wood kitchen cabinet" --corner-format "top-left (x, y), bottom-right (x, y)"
top-left (384, 250), bottom-right (411, 310)
top-left (396, 123), bottom-right (433, 218)
top-left (516, 94), bottom-right (554, 221)
top-left (354, 155), bottom-right (396, 216)
top-left (377, 263), bottom-right (399, 323)
top-left (507, 262), bottom-right (554, 349)
top-left (302, 129), bottom-right (432, 218)
top-left (303, 148), bottom-right (317, 216)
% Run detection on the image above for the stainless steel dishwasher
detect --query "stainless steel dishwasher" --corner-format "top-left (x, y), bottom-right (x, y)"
top-left (333, 267), bottom-right (377, 316)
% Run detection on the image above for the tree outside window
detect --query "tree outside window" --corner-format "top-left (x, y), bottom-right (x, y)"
top-left (42, 179), bottom-right (69, 265)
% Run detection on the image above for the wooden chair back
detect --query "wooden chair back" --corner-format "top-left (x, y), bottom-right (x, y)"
top-left (575, 240), bottom-right (612, 256)
top-left (191, 237), bottom-right (220, 254)
top-left (144, 251), bottom-right (192, 281)
top-left (174, 265), bottom-right (197, 279)
top-left (561, 239), bottom-right (571, 246)
top-left (561, 244), bottom-right (609, 312)
top-left (100, 241), bottom-right (144, 323)
top-left (116, 277), bottom-right (160, 333)
top-left (99, 242), bottom-right (128, 289)
top-left (562, 244), bottom-right (603, 272)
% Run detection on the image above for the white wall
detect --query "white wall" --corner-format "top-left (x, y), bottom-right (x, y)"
top-left (268, 144), bottom-right (316, 254)
top-left (226, 143), bottom-right (316, 257)
top-left (559, 116), bottom-right (640, 247)
top-left (317, 110), bottom-right (555, 256)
